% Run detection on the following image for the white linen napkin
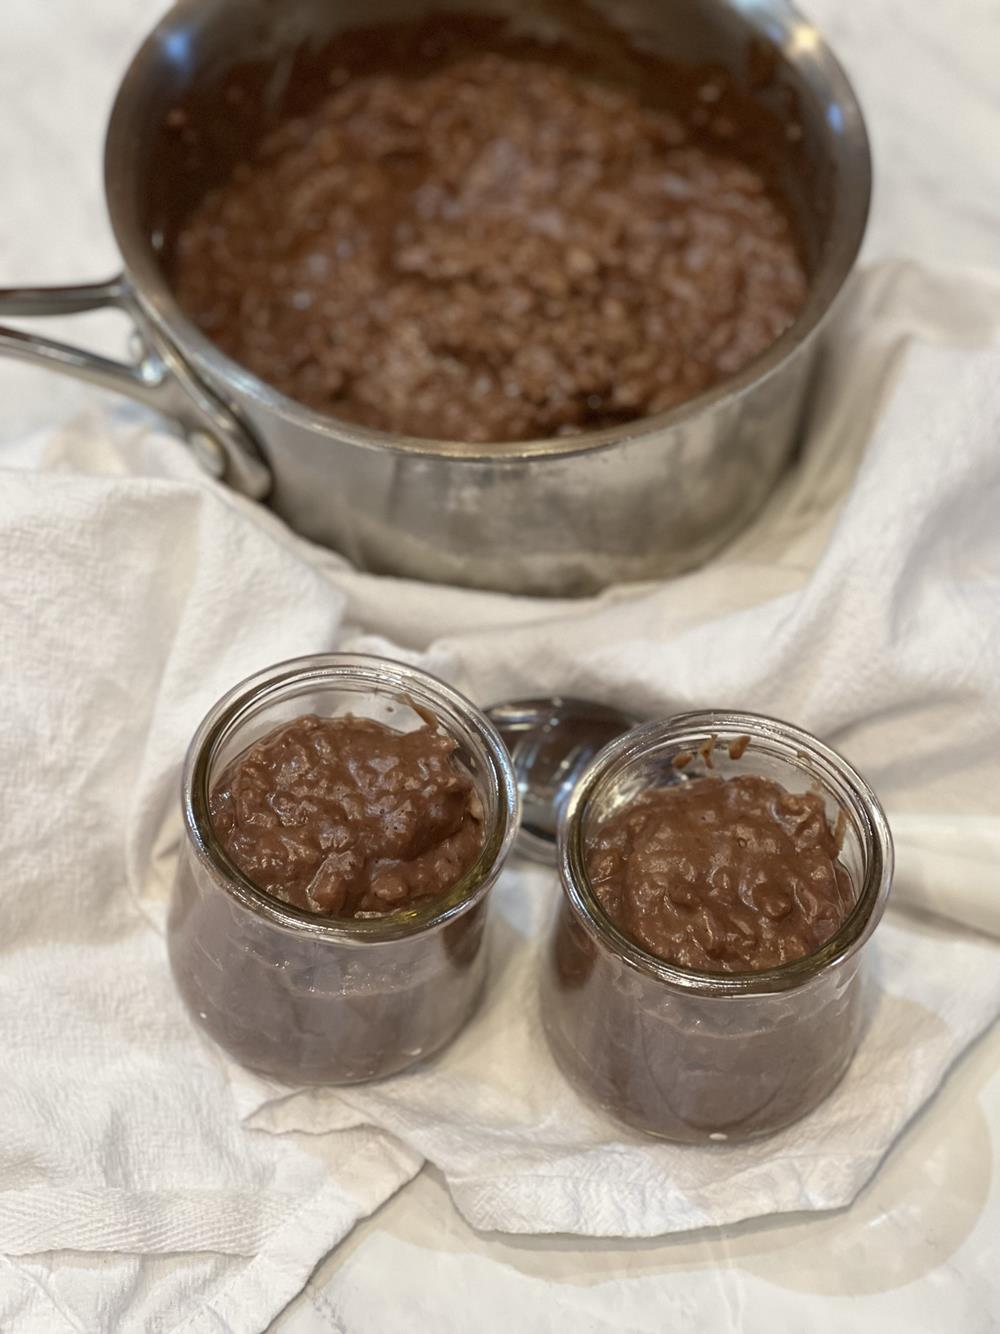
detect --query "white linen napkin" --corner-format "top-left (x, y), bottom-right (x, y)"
top-left (2, 261), bottom-right (1000, 1325)
top-left (0, 450), bottom-right (421, 1332)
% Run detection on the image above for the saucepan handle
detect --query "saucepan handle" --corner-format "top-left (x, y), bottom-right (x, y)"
top-left (0, 275), bottom-right (271, 499)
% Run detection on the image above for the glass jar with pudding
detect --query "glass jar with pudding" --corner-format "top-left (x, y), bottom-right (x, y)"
top-left (169, 654), bottom-right (519, 1084)
top-left (542, 711), bottom-right (893, 1142)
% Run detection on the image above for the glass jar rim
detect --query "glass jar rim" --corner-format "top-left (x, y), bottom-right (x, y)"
top-left (558, 709), bottom-right (894, 996)
top-left (182, 653), bottom-right (520, 944)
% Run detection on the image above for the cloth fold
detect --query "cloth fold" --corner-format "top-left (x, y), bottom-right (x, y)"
top-left (2, 261), bottom-right (1000, 1328)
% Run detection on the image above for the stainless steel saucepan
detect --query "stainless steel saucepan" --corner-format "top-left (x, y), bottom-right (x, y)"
top-left (0, 0), bottom-right (870, 596)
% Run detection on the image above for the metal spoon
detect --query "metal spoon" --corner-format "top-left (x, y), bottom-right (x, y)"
top-left (486, 696), bottom-right (640, 863)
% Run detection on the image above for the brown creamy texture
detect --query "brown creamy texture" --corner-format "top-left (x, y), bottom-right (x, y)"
top-left (210, 714), bottom-right (484, 918)
top-left (587, 775), bottom-right (853, 973)
top-left (170, 31), bottom-right (807, 443)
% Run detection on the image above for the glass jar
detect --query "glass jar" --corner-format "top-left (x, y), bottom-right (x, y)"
top-left (168, 653), bottom-right (519, 1085)
top-left (542, 711), bottom-right (893, 1142)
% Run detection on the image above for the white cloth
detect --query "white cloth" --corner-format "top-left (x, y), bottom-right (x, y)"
top-left (2, 262), bottom-right (1000, 1326)
top-left (0, 432), bottom-right (423, 1332)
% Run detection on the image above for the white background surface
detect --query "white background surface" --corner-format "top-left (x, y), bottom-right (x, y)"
top-left (3, 2), bottom-right (1000, 1330)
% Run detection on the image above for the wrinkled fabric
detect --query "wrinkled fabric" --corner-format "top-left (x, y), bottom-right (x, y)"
top-left (2, 263), bottom-right (1000, 1329)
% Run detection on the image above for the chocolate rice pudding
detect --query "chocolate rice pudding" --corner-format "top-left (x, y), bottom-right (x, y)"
top-left (169, 18), bottom-right (808, 443)
top-left (587, 774), bottom-right (853, 973)
top-left (210, 713), bottom-right (484, 918)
